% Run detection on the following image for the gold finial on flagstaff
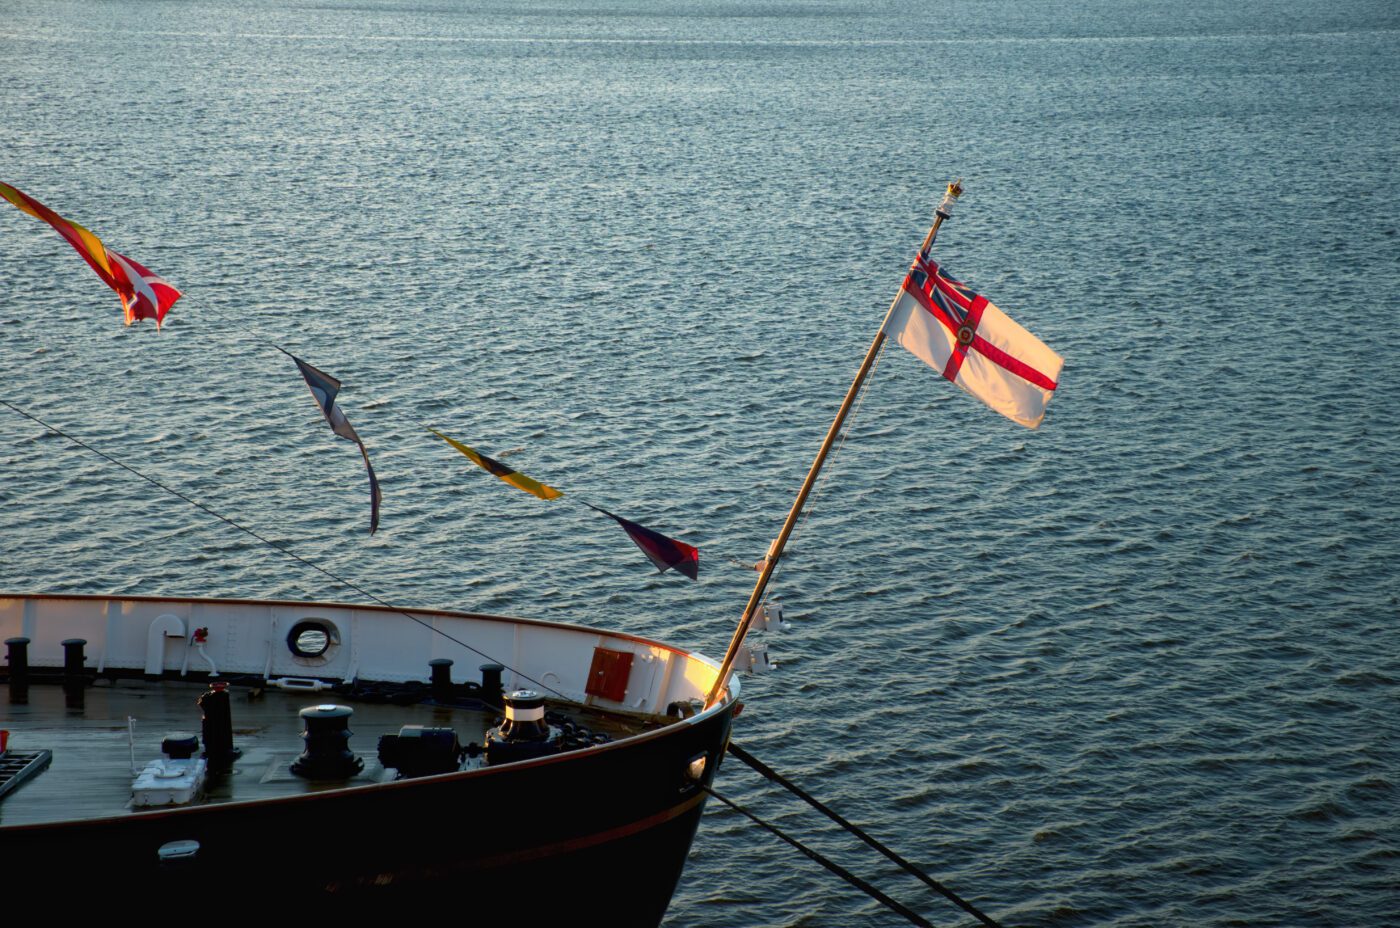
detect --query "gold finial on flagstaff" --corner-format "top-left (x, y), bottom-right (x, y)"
top-left (936, 179), bottom-right (964, 220)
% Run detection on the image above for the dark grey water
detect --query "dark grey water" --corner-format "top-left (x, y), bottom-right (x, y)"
top-left (3, 0), bottom-right (1398, 924)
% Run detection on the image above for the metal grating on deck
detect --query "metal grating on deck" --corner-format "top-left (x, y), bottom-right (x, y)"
top-left (0, 750), bottom-right (53, 801)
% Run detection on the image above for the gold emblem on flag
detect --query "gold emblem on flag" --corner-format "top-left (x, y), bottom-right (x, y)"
top-left (956, 324), bottom-right (975, 346)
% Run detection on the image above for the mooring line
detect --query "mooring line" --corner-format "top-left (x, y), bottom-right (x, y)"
top-left (0, 398), bottom-right (571, 703)
top-left (727, 742), bottom-right (1005, 928)
top-left (697, 781), bottom-right (937, 928)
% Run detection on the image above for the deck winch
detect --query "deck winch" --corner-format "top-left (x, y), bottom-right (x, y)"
top-left (291, 704), bottom-right (364, 779)
top-left (378, 725), bottom-right (463, 778)
top-left (484, 690), bottom-right (563, 765)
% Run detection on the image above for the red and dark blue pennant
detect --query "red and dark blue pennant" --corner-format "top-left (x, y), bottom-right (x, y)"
top-left (585, 504), bottom-right (698, 580)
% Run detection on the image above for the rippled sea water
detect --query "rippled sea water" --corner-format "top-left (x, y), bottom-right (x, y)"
top-left (3, 1), bottom-right (1398, 924)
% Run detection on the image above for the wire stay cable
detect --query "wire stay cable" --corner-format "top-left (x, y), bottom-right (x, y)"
top-left (697, 781), bottom-right (938, 928)
top-left (727, 742), bottom-right (1005, 928)
top-left (0, 398), bottom-right (571, 702)
top-left (175, 296), bottom-right (759, 575)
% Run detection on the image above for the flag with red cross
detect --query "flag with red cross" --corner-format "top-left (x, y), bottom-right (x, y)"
top-left (883, 250), bottom-right (1063, 428)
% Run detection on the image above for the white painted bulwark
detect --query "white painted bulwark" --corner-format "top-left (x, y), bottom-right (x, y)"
top-left (0, 595), bottom-right (737, 712)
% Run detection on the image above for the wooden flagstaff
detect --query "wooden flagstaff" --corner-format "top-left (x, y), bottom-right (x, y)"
top-left (706, 181), bottom-right (964, 708)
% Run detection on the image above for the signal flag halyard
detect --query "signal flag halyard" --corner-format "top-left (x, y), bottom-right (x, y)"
top-left (0, 182), bottom-right (182, 328)
top-left (883, 250), bottom-right (1062, 428)
top-left (427, 429), bottom-right (698, 579)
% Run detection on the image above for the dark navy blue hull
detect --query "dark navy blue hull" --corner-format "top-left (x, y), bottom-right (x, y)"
top-left (1, 698), bottom-right (735, 924)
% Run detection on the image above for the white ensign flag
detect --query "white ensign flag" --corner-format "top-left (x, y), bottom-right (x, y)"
top-left (883, 251), bottom-right (1063, 428)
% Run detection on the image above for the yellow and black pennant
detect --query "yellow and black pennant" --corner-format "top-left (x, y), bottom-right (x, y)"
top-left (428, 428), bottom-right (563, 501)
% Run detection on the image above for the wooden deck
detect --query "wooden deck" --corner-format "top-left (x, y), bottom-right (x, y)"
top-left (0, 678), bottom-right (652, 828)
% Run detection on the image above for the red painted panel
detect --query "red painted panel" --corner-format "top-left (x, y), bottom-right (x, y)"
top-left (586, 648), bottom-right (634, 702)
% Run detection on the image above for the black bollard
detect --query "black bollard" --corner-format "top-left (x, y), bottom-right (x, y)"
top-left (479, 662), bottom-right (505, 707)
top-left (61, 639), bottom-right (87, 690)
top-left (429, 658), bottom-right (454, 702)
top-left (62, 638), bottom-right (87, 708)
top-left (5, 637), bottom-right (30, 704)
top-left (4, 637), bottom-right (29, 683)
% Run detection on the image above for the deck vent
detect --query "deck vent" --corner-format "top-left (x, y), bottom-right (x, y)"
top-left (290, 704), bottom-right (364, 780)
top-left (198, 681), bottom-right (242, 772)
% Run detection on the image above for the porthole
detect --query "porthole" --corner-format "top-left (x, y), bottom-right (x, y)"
top-left (287, 620), bottom-right (338, 659)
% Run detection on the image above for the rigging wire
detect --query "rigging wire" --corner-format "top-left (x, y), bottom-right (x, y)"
top-left (8, 373), bottom-right (991, 926)
top-left (0, 397), bottom-right (575, 703)
top-left (696, 780), bottom-right (937, 928)
top-left (170, 296), bottom-right (755, 574)
top-left (727, 742), bottom-right (1006, 928)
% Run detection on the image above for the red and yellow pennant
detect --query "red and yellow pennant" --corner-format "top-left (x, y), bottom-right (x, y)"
top-left (1, 182), bottom-right (182, 328)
